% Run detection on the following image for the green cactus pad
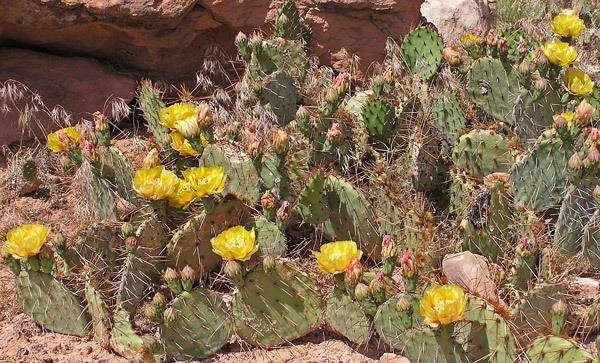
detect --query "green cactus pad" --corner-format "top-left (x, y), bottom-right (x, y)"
top-left (16, 270), bottom-right (90, 336)
top-left (249, 38), bottom-right (308, 81)
top-left (167, 199), bottom-right (250, 273)
top-left (514, 87), bottom-right (562, 145)
top-left (274, 0), bottom-right (311, 42)
top-left (391, 328), bottom-right (467, 362)
top-left (526, 335), bottom-right (595, 363)
top-left (512, 284), bottom-right (569, 344)
top-left (583, 210), bottom-right (600, 266)
top-left (401, 27), bottom-right (443, 80)
top-left (232, 261), bottom-right (322, 347)
top-left (139, 81), bottom-right (173, 156)
top-left (452, 129), bottom-right (512, 178)
top-left (96, 146), bottom-right (139, 205)
top-left (374, 294), bottom-right (422, 347)
top-left (110, 307), bottom-right (155, 362)
top-left (260, 71), bottom-right (298, 125)
top-left (199, 143), bottom-right (261, 203)
top-left (248, 216), bottom-right (287, 259)
top-left (85, 282), bottom-right (111, 344)
top-left (511, 132), bottom-right (571, 212)
top-left (409, 139), bottom-right (448, 192)
top-left (554, 182), bottom-right (597, 257)
top-left (77, 161), bottom-right (118, 221)
top-left (325, 287), bottom-right (371, 345)
top-left (115, 248), bottom-right (156, 316)
top-left (467, 57), bottom-right (521, 124)
top-left (161, 288), bottom-right (231, 360)
top-left (297, 172), bottom-right (328, 225)
top-left (432, 92), bottom-right (467, 147)
top-left (344, 91), bottom-right (373, 122)
top-left (463, 297), bottom-right (517, 363)
top-left (361, 98), bottom-right (396, 142)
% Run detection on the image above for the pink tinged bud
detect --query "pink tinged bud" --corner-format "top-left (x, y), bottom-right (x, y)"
top-left (568, 152), bottom-right (583, 170)
top-left (272, 129), bottom-right (289, 155)
top-left (497, 37), bottom-right (507, 50)
top-left (326, 122), bottom-right (343, 144)
top-left (381, 235), bottom-right (396, 259)
top-left (586, 128), bottom-right (600, 147)
top-left (197, 101), bottom-right (213, 129)
top-left (399, 250), bottom-right (416, 278)
top-left (486, 29), bottom-right (498, 46)
top-left (344, 257), bottom-right (363, 285)
top-left (369, 272), bottom-right (385, 293)
top-left (575, 100), bottom-right (595, 126)
top-left (276, 200), bottom-right (291, 221)
top-left (517, 39), bottom-right (527, 54)
top-left (296, 105), bottom-right (309, 120)
top-left (332, 72), bottom-right (350, 96)
top-left (82, 140), bottom-right (96, 160)
top-left (516, 236), bottom-right (531, 256)
top-left (247, 136), bottom-right (262, 158)
top-left (260, 191), bottom-right (277, 210)
top-left (442, 46), bottom-right (462, 66)
top-left (587, 146), bottom-right (600, 166)
top-left (244, 120), bottom-right (256, 134)
top-left (532, 48), bottom-right (548, 65)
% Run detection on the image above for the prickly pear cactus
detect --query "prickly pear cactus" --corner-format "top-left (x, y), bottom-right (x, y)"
top-left (232, 261), bottom-right (322, 347)
top-left (85, 282), bottom-right (111, 344)
top-left (249, 216), bottom-right (287, 260)
top-left (467, 58), bottom-right (521, 124)
top-left (362, 98), bottom-right (396, 142)
top-left (554, 181), bottom-right (597, 257)
top-left (17, 270), bottom-right (90, 336)
top-left (260, 71), bottom-right (298, 125)
top-left (374, 294), bottom-right (422, 347)
top-left (110, 307), bottom-right (156, 362)
top-left (583, 210), bottom-right (600, 265)
top-left (325, 287), bottom-right (371, 344)
top-left (409, 138), bottom-right (449, 192)
top-left (77, 161), bottom-right (119, 221)
top-left (161, 288), bottom-right (231, 360)
top-left (511, 131), bottom-right (572, 212)
top-left (167, 199), bottom-right (250, 273)
top-left (138, 81), bottom-right (172, 156)
top-left (526, 336), bottom-right (595, 363)
top-left (274, 0), bottom-right (311, 42)
top-left (452, 129), bottom-right (512, 178)
top-left (432, 92), bottom-right (467, 147)
top-left (401, 27), bottom-right (443, 80)
top-left (344, 90), bottom-right (373, 122)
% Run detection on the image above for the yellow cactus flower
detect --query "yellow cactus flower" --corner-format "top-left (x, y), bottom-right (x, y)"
top-left (47, 127), bottom-right (82, 153)
top-left (2, 224), bottom-right (51, 259)
top-left (170, 131), bottom-right (199, 157)
top-left (563, 68), bottom-right (595, 97)
top-left (159, 103), bottom-right (200, 138)
top-left (540, 40), bottom-right (577, 67)
top-left (459, 33), bottom-right (479, 46)
top-left (182, 166), bottom-right (227, 198)
top-left (132, 166), bottom-right (180, 200)
top-left (315, 241), bottom-right (363, 275)
top-left (167, 181), bottom-right (198, 209)
top-left (420, 284), bottom-right (467, 328)
top-left (551, 12), bottom-right (585, 38)
top-left (210, 226), bottom-right (258, 261)
top-left (553, 112), bottom-right (575, 127)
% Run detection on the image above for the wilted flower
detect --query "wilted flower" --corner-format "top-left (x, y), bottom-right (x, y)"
top-left (260, 191), bottom-right (277, 210)
top-left (516, 236), bottom-right (532, 257)
top-left (2, 224), bottom-right (51, 260)
top-left (133, 166), bottom-right (180, 200)
top-left (210, 226), bottom-right (258, 261)
top-left (586, 128), bottom-right (600, 147)
top-left (276, 200), bottom-right (292, 222)
top-left (553, 112), bottom-right (574, 128)
top-left (420, 284), bottom-right (467, 328)
top-left (442, 46), bottom-right (461, 66)
top-left (326, 123), bottom-right (343, 144)
top-left (142, 148), bottom-right (161, 168)
top-left (332, 72), bottom-right (350, 96)
top-left (272, 129), bottom-right (289, 155)
top-left (541, 41), bottom-right (577, 67)
top-left (247, 136), bottom-right (263, 158)
top-left (315, 241), bottom-right (363, 275)
top-left (459, 33), bottom-right (479, 47)
top-left (344, 257), bottom-right (363, 285)
top-left (568, 152), bottom-right (583, 170)
top-left (574, 99), bottom-right (595, 125)
top-left (563, 68), bottom-right (595, 97)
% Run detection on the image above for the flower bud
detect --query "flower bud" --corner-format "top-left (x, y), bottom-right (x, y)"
top-left (486, 29), bottom-right (498, 46)
top-left (516, 236), bottom-right (532, 257)
top-left (381, 235), bottom-right (397, 260)
top-left (143, 303), bottom-right (161, 322)
top-left (574, 99), bottom-right (595, 126)
top-left (296, 105), bottom-right (309, 121)
top-left (586, 128), bottom-right (600, 147)
top-left (276, 200), bottom-right (292, 222)
top-left (124, 236), bottom-right (138, 251)
top-left (531, 72), bottom-right (548, 91)
top-left (246, 136), bottom-right (263, 159)
top-left (396, 296), bottom-right (413, 312)
top-left (518, 59), bottom-right (532, 74)
top-left (532, 48), bottom-right (548, 65)
top-left (355, 282), bottom-right (370, 300)
top-left (399, 250), bottom-right (416, 278)
top-left (325, 88), bottom-right (338, 104)
top-left (369, 272), bottom-right (386, 294)
top-left (121, 223), bottom-right (135, 239)
top-left (164, 267), bottom-right (182, 294)
top-left (197, 101), bottom-right (213, 129)
top-left (586, 146), bottom-right (600, 167)
top-left (552, 300), bottom-right (567, 315)
top-left (497, 37), bottom-right (507, 50)
top-left (568, 152), bottom-right (583, 170)
top-left (553, 114), bottom-right (568, 129)
top-left (332, 72), bottom-right (350, 96)
top-left (235, 31), bottom-right (248, 46)
top-left (180, 265), bottom-right (196, 292)
top-left (81, 140), bottom-right (96, 160)
top-left (152, 292), bottom-right (166, 312)
top-left (224, 260), bottom-right (242, 280)
top-left (344, 257), bottom-right (363, 286)
top-left (260, 191), bottom-right (277, 210)
top-left (163, 306), bottom-right (177, 323)
top-left (143, 148), bottom-right (161, 168)
top-left (516, 38), bottom-right (527, 54)
top-left (326, 122), bottom-right (343, 144)
top-left (442, 46), bottom-right (462, 66)
top-left (272, 129), bottom-right (289, 155)
top-left (248, 32), bottom-right (263, 49)
top-left (263, 255), bottom-right (276, 271)
top-left (383, 66), bottom-right (394, 83)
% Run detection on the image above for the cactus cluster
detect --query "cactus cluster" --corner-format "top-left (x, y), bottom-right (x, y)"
top-left (3, 1), bottom-right (600, 362)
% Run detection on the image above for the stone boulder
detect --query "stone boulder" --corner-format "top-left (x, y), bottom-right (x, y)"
top-left (420, 0), bottom-right (490, 44)
top-left (0, 0), bottom-right (423, 79)
top-left (0, 48), bottom-right (136, 146)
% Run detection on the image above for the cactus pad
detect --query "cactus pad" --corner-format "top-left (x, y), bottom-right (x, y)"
top-left (260, 71), bottom-right (298, 125)
top-left (249, 216), bottom-right (287, 260)
top-left (452, 129), bottom-right (512, 178)
top-left (401, 27), bottom-right (443, 80)
top-left (232, 261), bottom-right (322, 347)
top-left (554, 182), bottom-right (597, 257)
top-left (432, 92), bottom-right (468, 147)
top-left (362, 98), bottom-right (396, 142)
top-left (325, 287), bottom-right (370, 344)
top-left (161, 288), bottom-right (231, 360)
top-left (526, 336), bottom-right (594, 363)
